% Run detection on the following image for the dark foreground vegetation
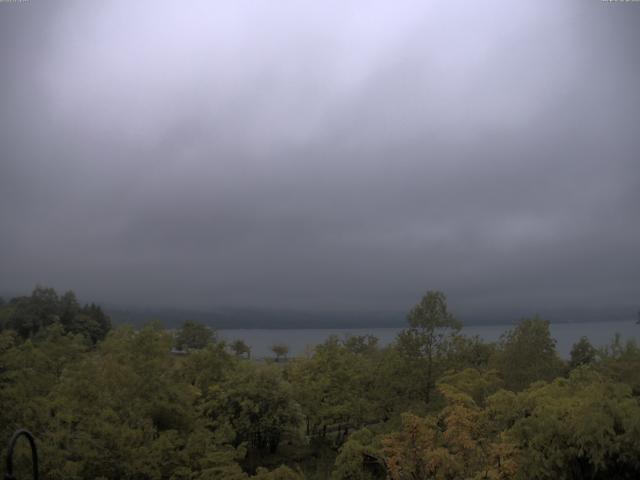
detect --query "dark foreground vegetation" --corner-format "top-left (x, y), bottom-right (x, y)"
top-left (1, 287), bottom-right (640, 479)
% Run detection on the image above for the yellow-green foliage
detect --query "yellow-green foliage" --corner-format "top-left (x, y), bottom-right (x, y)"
top-left (2, 289), bottom-right (640, 480)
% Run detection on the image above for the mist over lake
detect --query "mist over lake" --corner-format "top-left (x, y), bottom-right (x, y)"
top-left (219, 320), bottom-right (640, 359)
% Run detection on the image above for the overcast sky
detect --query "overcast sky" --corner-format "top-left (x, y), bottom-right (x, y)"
top-left (0, 0), bottom-right (638, 315)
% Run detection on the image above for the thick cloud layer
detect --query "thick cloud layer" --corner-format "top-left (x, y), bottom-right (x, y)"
top-left (1, 0), bottom-right (639, 315)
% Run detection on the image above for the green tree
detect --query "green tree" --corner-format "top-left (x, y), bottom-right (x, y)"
top-left (331, 428), bottom-right (382, 480)
top-left (204, 362), bottom-right (300, 459)
top-left (597, 335), bottom-right (640, 395)
top-left (288, 336), bottom-right (385, 441)
top-left (447, 334), bottom-right (495, 371)
top-left (438, 368), bottom-right (502, 407)
top-left (342, 335), bottom-right (378, 355)
top-left (570, 336), bottom-right (597, 369)
top-left (491, 316), bottom-right (565, 391)
top-left (37, 323), bottom-right (234, 480)
top-left (75, 302), bottom-right (111, 343)
top-left (0, 301), bottom-right (16, 331)
top-left (175, 319), bottom-right (214, 350)
top-left (271, 343), bottom-right (289, 362)
top-left (253, 465), bottom-right (305, 480)
top-left (396, 291), bottom-right (461, 403)
top-left (0, 324), bottom-right (87, 444)
top-left (500, 369), bottom-right (640, 479)
top-left (1, 287), bottom-right (110, 343)
top-left (178, 341), bottom-right (234, 393)
top-left (5, 286), bottom-right (60, 338)
top-left (58, 290), bottom-right (80, 328)
top-left (231, 339), bottom-right (252, 359)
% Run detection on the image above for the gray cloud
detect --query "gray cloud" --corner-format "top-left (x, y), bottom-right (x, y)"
top-left (1, 0), bottom-right (639, 316)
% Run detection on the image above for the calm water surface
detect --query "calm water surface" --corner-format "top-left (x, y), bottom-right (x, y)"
top-left (219, 320), bottom-right (640, 359)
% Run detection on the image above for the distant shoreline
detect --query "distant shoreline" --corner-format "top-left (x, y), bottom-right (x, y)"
top-left (63, 302), bottom-right (639, 330)
top-left (211, 318), bottom-right (637, 330)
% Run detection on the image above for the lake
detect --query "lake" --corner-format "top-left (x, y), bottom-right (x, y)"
top-left (218, 320), bottom-right (640, 359)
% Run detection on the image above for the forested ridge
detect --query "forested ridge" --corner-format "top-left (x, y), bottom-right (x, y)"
top-left (1, 287), bottom-right (640, 479)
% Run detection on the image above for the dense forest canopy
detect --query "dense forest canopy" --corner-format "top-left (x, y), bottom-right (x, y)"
top-left (1, 287), bottom-right (640, 479)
